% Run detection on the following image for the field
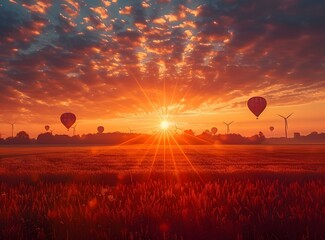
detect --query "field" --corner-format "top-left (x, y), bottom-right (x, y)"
top-left (0, 145), bottom-right (324, 239)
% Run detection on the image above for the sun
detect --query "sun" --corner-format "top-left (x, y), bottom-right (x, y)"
top-left (160, 120), bottom-right (170, 130)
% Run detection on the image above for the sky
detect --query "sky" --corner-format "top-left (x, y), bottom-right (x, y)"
top-left (0, 0), bottom-right (324, 138)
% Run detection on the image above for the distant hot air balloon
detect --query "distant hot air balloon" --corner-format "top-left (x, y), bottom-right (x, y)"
top-left (97, 126), bottom-right (104, 134)
top-left (247, 97), bottom-right (267, 119)
top-left (211, 127), bottom-right (218, 135)
top-left (60, 112), bottom-right (76, 130)
top-left (269, 126), bottom-right (274, 132)
top-left (45, 125), bottom-right (50, 131)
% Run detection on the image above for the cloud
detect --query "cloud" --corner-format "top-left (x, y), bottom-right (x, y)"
top-left (0, 0), bottom-right (324, 125)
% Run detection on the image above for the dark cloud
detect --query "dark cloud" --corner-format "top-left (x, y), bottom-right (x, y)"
top-left (0, 7), bottom-right (23, 36)
top-left (131, 4), bottom-right (147, 25)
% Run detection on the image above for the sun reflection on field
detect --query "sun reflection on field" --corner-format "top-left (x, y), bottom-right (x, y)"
top-left (126, 72), bottom-right (206, 182)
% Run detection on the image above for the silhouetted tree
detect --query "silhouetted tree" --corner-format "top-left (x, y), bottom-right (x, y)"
top-left (203, 129), bottom-right (211, 135)
top-left (37, 132), bottom-right (54, 144)
top-left (16, 131), bottom-right (29, 138)
top-left (183, 129), bottom-right (195, 136)
top-left (14, 131), bottom-right (30, 144)
top-left (259, 131), bottom-right (266, 141)
top-left (308, 131), bottom-right (318, 136)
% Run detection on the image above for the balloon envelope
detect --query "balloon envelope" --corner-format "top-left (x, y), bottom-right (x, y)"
top-left (247, 97), bottom-right (267, 119)
top-left (211, 127), bottom-right (218, 134)
top-left (45, 125), bottom-right (50, 131)
top-left (97, 126), bottom-right (104, 133)
top-left (60, 113), bottom-right (76, 130)
top-left (269, 126), bottom-right (274, 132)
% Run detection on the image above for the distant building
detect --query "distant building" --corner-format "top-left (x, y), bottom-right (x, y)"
top-left (294, 132), bottom-right (301, 138)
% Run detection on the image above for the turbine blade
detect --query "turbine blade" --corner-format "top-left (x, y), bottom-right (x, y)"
top-left (287, 113), bottom-right (293, 118)
top-left (277, 114), bottom-right (285, 118)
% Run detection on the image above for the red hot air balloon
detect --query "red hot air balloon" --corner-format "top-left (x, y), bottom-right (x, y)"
top-left (97, 126), bottom-right (104, 134)
top-left (211, 127), bottom-right (218, 135)
top-left (247, 97), bottom-right (267, 119)
top-left (45, 125), bottom-right (50, 131)
top-left (60, 113), bottom-right (76, 130)
top-left (269, 126), bottom-right (274, 132)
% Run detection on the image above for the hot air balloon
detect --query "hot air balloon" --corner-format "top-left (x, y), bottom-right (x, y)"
top-left (269, 126), bottom-right (274, 132)
top-left (211, 127), bottom-right (218, 135)
top-left (45, 125), bottom-right (50, 131)
top-left (60, 112), bottom-right (76, 130)
top-left (247, 97), bottom-right (267, 119)
top-left (97, 126), bottom-right (104, 134)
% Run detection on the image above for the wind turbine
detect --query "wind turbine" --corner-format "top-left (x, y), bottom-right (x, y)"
top-left (9, 123), bottom-right (15, 138)
top-left (278, 113), bottom-right (293, 138)
top-left (151, 128), bottom-right (158, 134)
top-left (128, 127), bottom-right (135, 134)
top-left (71, 123), bottom-right (78, 136)
top-left (223, 121), bottom-right (233, 134)
top-left (174, 124), bottom-right (182, 134)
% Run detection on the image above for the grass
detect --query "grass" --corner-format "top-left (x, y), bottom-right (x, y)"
top-left (0, 145), bottom-right (324, 239)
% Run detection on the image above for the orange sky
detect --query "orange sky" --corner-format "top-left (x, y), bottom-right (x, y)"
top-left (1, 101), bottom-right (324, 138)
top-left (0, 0), bottom-right (324, 138)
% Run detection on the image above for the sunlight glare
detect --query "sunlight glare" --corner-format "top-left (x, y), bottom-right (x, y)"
top-left (160, 120), bottom-right (170, 130)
